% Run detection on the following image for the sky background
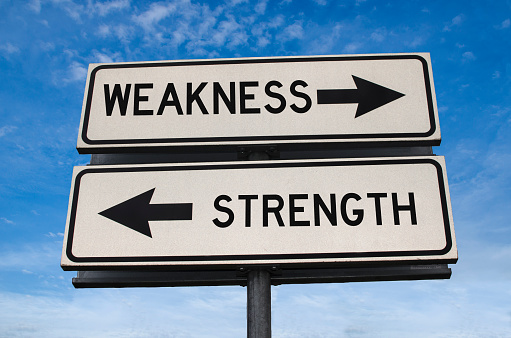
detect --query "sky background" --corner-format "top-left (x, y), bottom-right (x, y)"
top-left (0, 0), bottom-right (510, 337)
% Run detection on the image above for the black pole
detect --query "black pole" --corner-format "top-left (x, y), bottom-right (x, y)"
top-left (244, 150), bottom-right (272, 337)
top-left (247, 269), bottom-right (271, 338)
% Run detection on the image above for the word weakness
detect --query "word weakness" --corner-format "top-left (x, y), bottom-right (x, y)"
top-left (104, 81), bottom-right (312, 116)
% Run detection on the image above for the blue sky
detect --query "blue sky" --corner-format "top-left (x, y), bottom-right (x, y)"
top-left (0, 0), bottom-right (510, 336)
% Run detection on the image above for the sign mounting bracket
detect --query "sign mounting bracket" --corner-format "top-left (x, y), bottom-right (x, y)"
top-left (237, 145), bottom-right (280, 160)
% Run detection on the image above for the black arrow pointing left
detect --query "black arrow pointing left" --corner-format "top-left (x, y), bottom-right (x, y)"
top-left (99, 188), bottom-right (193, 238)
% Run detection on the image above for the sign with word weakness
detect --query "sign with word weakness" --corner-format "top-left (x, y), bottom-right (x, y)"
top-left (77, 53), bottom-right (440, 153)
top-left (61, 157), bottom-right (456, 269)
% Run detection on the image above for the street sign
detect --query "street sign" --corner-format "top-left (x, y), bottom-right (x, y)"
top-left (61, 157), bottom-right (457, 269)
top-left (77, 53), bottom-right (440, 153)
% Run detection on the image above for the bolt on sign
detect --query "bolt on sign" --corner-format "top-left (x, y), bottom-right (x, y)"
top-left (77, 53), bottom-right (440, 153)
top-left (61, 157), bottom-right (456, 269)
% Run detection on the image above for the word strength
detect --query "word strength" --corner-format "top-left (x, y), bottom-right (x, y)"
top-left (62, 157), bottom-right (456, 267)
top-left (213, 192), bottom-right (417, 228)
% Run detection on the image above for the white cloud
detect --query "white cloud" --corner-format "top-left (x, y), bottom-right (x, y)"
top-left (0, 125), bottom-right (17, 137)
top-left (257, 36), bottom-right (270, 48)
top-left (408, 36), bottom-right (425, 47)
top-left (0, 243), bottom-right (60, 272)
top-left (307, 23), bottom-right (342, 54)
top-left (92, 51), bottom-right (113, 63)
top-left (38, 41), bottom-right (55, 51)
top-left (343, 41), bottom-right (363, 53)
top-left (0, 43), bottom-right (20, 55)
top-left (93, 0), bottom-right (130, 16)
top-left (132, 2), bottom-right (177, 31)
top-left (268, 15), bottom-right (285, 28)
top-left (371, 28), bottom-right (387, 42)
top-left (254, 0), bottom-right (268, 15)
top-left (91, 50), bottom-right (122, 63)
top-left (45, 232), bottom-right (64, 238)
top-left (230, 0), bottom-right (248, 5)
top-left (0, 288), bottom-right (247, 337)
top-left (207, 17), bottom-right (249, 49)
top-left (279, 21), bottom-right (304, 41)
top-left (462, 51), bottom-right (476, 62)
top-left (250, 15), bottom-right (285, 47)
top-left (27, 0), bottom-right (41, 13)
top-left (1, 217), bottom-right (14, 225)
top-left (97, 23), bottom-right (133, 43)
top-left (50, 0), bottom-right (85, 22)
top-left (495, 18), bottom-right (510, 29)
top-left (97, 24), bottom-right (110, 37)
top-left (64, 61), bottom-right (87, 83)
top-left (444, 14), bottom-right (465, 31)
top-left (438, 106), bottom-right (449, 113)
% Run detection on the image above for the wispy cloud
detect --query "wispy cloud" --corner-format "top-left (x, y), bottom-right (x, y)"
top-left (407, 36), bottom-right (425, 47)
top-left (91, 50), bottom-right (122, 63)
top-left (45, 232), bottom-right (64, 238)
top-left (93, 0), bottom-right (130, 16)
top-left (0, 126), bottom-right (17, 138)
top-left (313, 0), bottom-right (328, 5)
top-left (495, 18), bottom-right (510, 30)
top-left (371, 28), bottom-right (387, 42)
top-left (96, 23), bottom-right (133, 43)
top-left (54, 0), bottom-right (85, 22)
top-left (0, 288), bottom-right (247, 337)
top-left (254, 0), bottom-right (268, 15)
top-left (444, 14), bottom-right (465, 31)
top-left (0, 243), bottom-right (61, 272)
top-left (1, 217), bottom-right (14, 225)
top-left (64, 61), bottom-right (87, 83)
top-left (38, 41), bottom-right (55, 52)
top-left (279, 21), bottom-right (304, 41)
top-left (0, 43), bottom-right (20, 56)
top-left (27, 0), bottom-right (41, 13)
top-left (132, 2), bottom-right (177, 31)
top-left (462, 51), bottom-right (476, 62)
top-left (343, 41), bottom-right (363, 53)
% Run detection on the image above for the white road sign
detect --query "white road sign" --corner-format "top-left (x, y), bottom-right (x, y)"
top-left (61, 157), bottom-right (457, 269)
top-left (77, 53), bottom-right (440, 153)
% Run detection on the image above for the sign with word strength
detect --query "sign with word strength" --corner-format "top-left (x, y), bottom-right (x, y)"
top-left (61, 157), bottom-right (457, 269)
top-left (77, 53), bottom-right (440, 153)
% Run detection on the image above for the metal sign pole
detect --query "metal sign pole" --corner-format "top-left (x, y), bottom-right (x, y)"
top-left (247, 269), bottom-right (272, 338)
top-left (246, 151), bottom-right (272, 338)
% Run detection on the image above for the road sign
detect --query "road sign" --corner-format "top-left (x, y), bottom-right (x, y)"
top-left (61, 157), bottom-right (456, 269)
top-left (77, 53), bottom-right (440, 153)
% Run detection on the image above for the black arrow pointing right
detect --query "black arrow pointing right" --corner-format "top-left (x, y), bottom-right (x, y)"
top-left (317, 75), bottom-right (405, 118)
top-left (99, 188), bottom-right (193, 238)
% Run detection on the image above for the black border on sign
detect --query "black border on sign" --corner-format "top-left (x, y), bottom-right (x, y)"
top-left (65, 158), bottom-right (453, 266)
top-left (80, 55), bottom-right (437, 147)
